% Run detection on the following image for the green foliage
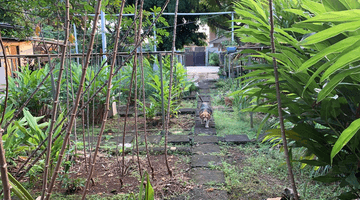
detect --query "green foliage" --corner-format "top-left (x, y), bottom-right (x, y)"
top-left (127, 171), bottom-right (154, 200)
top-left (7, 65), bottom-right (53, 118)
top-left (7, 172), bottom-right (34, 200)
top-left (2, 108), bottom-right (65, 164)
top-left (232, 0), bottom-right (360, 197)
top-left (141, 0), bottom-right (207, 50)
top-left (208, 53), bottom-right (220, 66)
top-left (135, 56), bottom-right (191, 119)
top-left (57, 172), bottom-right (86, 194)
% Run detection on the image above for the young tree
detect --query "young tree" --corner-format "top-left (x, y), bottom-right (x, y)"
top-left (127, 0), bottom-right (207, 50)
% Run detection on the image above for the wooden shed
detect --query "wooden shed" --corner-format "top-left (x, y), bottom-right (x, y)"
top-left (0, 38), bottom-right (34, 86)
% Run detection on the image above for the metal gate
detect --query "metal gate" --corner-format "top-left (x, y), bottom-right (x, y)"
top-left (185, 47), bottom-right (206, 66)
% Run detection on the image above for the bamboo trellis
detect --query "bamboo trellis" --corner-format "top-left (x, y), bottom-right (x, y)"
top-left (0, 0), bottom-right (185, 198)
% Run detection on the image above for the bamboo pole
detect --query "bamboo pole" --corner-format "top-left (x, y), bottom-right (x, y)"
top-left (81, 0), bottom-right (126, 198)
top-left (159, 54), bottom-right (165, 133)
top-left (139, 9), bottom-right (154, 179)
top-left (12, 0), bottom-right (172, 183)
top-left (45, 0), bottom-right (103, 198)
top-left (133, 0), bottom-right (143, 178)
top-left (0, 31), bottom-right (12, 200)
top-left (268, 0), bottom-right (299, 199)
top-left (164, 0), bottom-right (180, 177)
top-left (41, 0), bottom-right (70, 198)
top-left (120, 1), bottom-right (140, 184)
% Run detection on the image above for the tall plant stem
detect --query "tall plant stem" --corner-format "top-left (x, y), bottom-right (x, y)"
top-left (45, 0), bottom-right (103, 199)
top-left (164, 0), bottom-right (180, 177)
top-left (13, 0), bottom-right (171, 182)
top-left (269, 0), bottom-right (299, 199)
top-left (139, 13), bottom-right (154, 180)
top-left (133, 0), bottom-right (143, 179)
top-left (121, 1), bottom-right (140, 183)
top-left (81, 0), bottom-right (126, 198)
top-left (41, 0), bottom-right (70, 199)
top-left (0, 32), bottom-right (12, 200)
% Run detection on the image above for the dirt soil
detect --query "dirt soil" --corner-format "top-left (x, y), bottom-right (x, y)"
top-left (101, 114), bottom-right (195, 136)
top-left (19, 153), bottom-right (193, 199)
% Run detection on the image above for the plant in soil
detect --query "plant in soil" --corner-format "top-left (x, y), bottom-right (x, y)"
top-left (231, 0), bottom-right (360, 197)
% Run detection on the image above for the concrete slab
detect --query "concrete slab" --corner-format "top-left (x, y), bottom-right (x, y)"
top-left (168, 135), bottom-right (190, 144)
top-left (194, 127), bottom-right (217, 135)
top-left (191, 155), bottom-right (221, 168)
top-left (197, 102), bottom-right (212, 109)
top-left (192, 144), bottom-right (220, 155)
top-left (195, 120), bottom-right (215, 128)
top-left (182, 96), bottom-right (196, 100)
top-left (225, 135), bottom-right (251, 144)
top-left (193, 136), bottom-right (219, 144)
top-left (198, 89), bottom-right (211, 94)
top-left (139, 135), bottom-right (162, 144)
top-left (178, 108), bottom-right (196, 114)
top-left (191, 169), bottom-right (226, 185)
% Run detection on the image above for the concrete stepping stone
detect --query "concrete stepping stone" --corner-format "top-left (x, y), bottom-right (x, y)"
top-left (137, 146), bottom-right (192, 155)
top-left (195, 120), bottom-right (215, 128)
top-left (182, 95), bottom-right (196, 100)
top-left (192, 144), bottom-right (220, 155)
top-left (215, 108), bottom-right (234, 112)
top-left (178, 108), bottom-right (196, 114)
top-left (197, 95), bottom-right (211, 102)
top-left (139, 135), bottom-right (162, 144)
top-left (191, 155), bottom-right (221, 168)
top-left (193, 136), bottom-right (218, 144)
top-left (199, 89), bottom-right (211, 94)
top-left (191, 169), bottom-right (226, 185)
top-left (194, 127), bottom-right (217, 135)
top-left (113, 136), bottom-right (134, 144)
top-left (225, 135), bottom-right (251, 144)
top-left (168, 135), bottom-right (190, 144)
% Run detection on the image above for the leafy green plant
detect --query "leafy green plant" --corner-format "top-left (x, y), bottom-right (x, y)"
top-left (57, 172), bottom-right (86, 194)
top-left (7, 65), bottom-right (53, 118)
top-left (7, 172), bottom-right (34, 200)
top-left (209, 53), bottom-right (220, 66)
top-left (127, 171), bottom-right (154, 200)
top-left (137, 56), bottom-right (191, 119)
top-left (232, 0), bottom-right (360, 198)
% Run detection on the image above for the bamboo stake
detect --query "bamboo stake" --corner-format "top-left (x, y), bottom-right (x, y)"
top-left (13, 0), bottom-right (172, 181)
top-left (139, 9), bottom-right (154, 179)
top-left (164, 0), bottom-right (180, 177)
top-left (45, 0), bottom-right (103, 198)
top-left (133, 0), bottom-right (144, 179)
top-left (120, 3), bottom-right (140, 185)
top-left (81, 13), bottom-right (88, 171)
top-left (268, 0), bottom-right (299, 199)
top-left (0, 31), bottom-right (12, 200)
top-left (81, 0), bottom-right (126, 198)
top-left (41, 1), bottom-right (70, 198)
top-left (69, 42), bottom-right (78, 163)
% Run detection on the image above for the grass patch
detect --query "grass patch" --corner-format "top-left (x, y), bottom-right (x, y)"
top-left (179, 99), bottom-right (196, 109)
top-left (213, 110), bottom-right (259, 138)
top-left (212, 143), bottom-right (348, 200)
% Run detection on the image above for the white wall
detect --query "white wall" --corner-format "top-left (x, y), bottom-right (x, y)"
top-left (0, 66), bottom-right (5, 85)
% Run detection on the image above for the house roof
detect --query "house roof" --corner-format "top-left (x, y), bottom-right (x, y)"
top-left (0, 22), bottom-right (24, 30)
top-left (209, 36), bottom-right (231, 44)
